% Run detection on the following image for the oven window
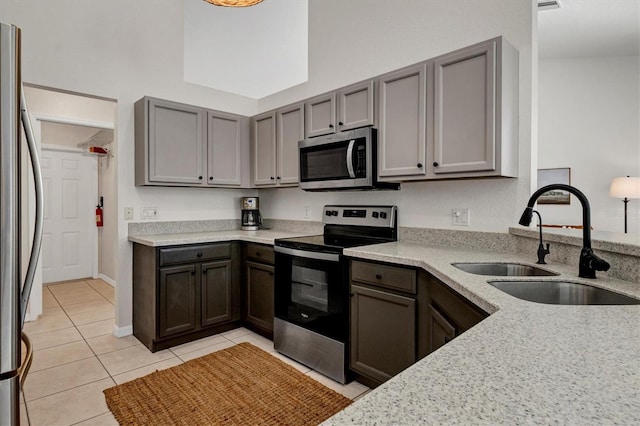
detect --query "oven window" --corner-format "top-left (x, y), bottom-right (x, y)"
top-left (291, 263), bottom-right (328, 312)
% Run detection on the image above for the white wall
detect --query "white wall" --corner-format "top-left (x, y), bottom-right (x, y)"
top-left (1, 0), bottom-right (535, 334)
top-left (258, 0), bottom-right (536, 232)
top-left (538, 56), bottom-right (640, 234)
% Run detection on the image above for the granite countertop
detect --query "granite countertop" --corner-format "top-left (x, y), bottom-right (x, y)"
top-left (324, 242), bottom-right (640, 425)
top-left (128, 229), bottom-right (316, 247)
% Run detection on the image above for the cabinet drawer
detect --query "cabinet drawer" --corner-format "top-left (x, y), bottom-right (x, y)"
top-left (351, 261), bottom-right (416, 294)
top-left (159, 243), bottom-right (231, 266)
top-left (245, 243), bottom-right (274, 264)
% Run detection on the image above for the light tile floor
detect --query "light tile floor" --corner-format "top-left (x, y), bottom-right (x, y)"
top-left (21, 279), bottom-right (369, 425)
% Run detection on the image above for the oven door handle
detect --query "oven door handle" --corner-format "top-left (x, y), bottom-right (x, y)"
top-left (274, 246), bottom-right (341, 262)
top-left (346, 139), bottom-right (356, 178)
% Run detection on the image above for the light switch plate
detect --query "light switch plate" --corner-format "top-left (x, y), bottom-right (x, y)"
top-left (124, 207), bottom-right (134, 221)
top-left (452, 208), bottom-right (470, 226)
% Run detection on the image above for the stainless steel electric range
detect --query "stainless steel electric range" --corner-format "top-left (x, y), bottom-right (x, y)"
top-left (273, 205), bottom-right (398, 383)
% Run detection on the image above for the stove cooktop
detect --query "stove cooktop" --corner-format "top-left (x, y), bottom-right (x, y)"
top-left (274, 234), bottom-right (382, 253)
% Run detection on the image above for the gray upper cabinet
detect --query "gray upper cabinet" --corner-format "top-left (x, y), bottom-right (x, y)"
top-left (431, 38), bottom-right (518, 178)
top-left (305, 81), bottom-right (376, 138)
top-left (252, 103), bottom-right (304, 187)
top-left (138, 98), bottom-right (206, 185)
top-left (251, 111), bottom-right (277, 186)
top-left (337, 80), bottom-right (375, 131)
top-left (207, 111), bottom-right (245, 186)
top-left (377, 64), bottom-right (429, 179)
top-left (305, 93), bottom-right (336, 138)
top-left (135, 96), bottom-right (248, 187)
top-left (277, 103), bottom-right (304, 185)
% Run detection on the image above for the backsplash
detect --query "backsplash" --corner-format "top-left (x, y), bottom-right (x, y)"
top-left (128, 219), bottom-right (240, 236)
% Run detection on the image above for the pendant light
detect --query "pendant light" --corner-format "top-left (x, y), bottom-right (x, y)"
top-left (203, 0), bottom-right (263, 7)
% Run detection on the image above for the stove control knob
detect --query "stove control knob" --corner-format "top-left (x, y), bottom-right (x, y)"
top-left (380, 212), bottom-right (387, 219)
top-left (332, 210), bottom-right (339, 216)
top-left (372, 212), bottom-right (379, 218)
top-left (325, 210), bottom-right (332, 216)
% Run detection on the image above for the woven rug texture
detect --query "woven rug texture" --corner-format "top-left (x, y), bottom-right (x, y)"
top-left (103, 342), bottom-right (352, 425)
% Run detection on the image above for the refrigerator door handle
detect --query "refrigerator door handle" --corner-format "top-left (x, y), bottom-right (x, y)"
top-left (19, 84), bottom-right (44, 327)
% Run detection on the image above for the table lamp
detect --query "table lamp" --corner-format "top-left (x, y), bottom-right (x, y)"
top-left (609, 176), bottom-right (640, 233)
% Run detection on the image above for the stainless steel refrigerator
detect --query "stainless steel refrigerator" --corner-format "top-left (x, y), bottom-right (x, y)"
top-left (0, 22), bottom-right (44, 425)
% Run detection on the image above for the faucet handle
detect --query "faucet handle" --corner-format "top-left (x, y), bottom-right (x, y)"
top-left (537, 243), bottom-right (550, 265)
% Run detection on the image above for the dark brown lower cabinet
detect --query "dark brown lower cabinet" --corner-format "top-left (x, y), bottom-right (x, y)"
top-left (417, 271), bottom-right (489, 359)
top-left (242, 243), bottom-right (275, 338)
top-left (133, 242), bottom-right (241, 352)
top-left (349, 260), bottom-right (417, 387)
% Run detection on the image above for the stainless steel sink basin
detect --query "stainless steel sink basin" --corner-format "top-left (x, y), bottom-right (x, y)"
top-left (452, 263), bottom-right (559, 277)
top-left (487, 280), bottom-right (640, 305)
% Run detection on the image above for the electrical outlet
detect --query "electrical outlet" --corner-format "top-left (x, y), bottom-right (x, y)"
top-left (124, 207), bottom-right (134, 221)
top-left (452, 208), bottom-right (470, 226)
top-left (141, 207), bottom-right (159, 220)
top-left (304, 206), bottom-right (311, 219)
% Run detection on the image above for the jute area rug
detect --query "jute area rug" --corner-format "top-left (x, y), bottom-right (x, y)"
top-left (104, 342), bottom-right (352, 425)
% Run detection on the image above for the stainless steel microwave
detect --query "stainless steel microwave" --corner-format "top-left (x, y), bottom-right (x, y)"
top-left (298, 128), bottom-right (398, 191)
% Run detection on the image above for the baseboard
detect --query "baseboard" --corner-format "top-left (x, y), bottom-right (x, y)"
top-left (113, 324), bottom-right (133, 337)
top-left (97, 273), bottom-right (116, 287)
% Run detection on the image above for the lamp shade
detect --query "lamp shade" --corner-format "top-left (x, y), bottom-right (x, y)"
top-left (609, 176), bottom-right (640, 199)
top-left (203, 0), bottom-right (263, 6)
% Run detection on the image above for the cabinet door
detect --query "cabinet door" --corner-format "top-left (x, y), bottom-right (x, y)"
top-left (201, 260), bottom-right (233, 328)
top-left (426, 304), bottom-right (456, 354)
top-left (305, 93), bottom-right (336, 138)
top-left (148, 98), bottom-right (206, 184)
top-left (245, 261), bottom-right (274, 333)
top-left (378, 64), bottom-right (428, 178)
top-left (252, 112), bottom-right (277, 186)
top-left (158, 265), bottom-right (197, 338)
top-left (338, 80), bottom-right (375, 131)
top-left (350, 284), bottom-right (415, 384)
top-left (207, 112), bottom-right (243, 186)
top-left (277, 103), bottom-right (304, 185)
top-left (433, 42), bottom-right (496, 174)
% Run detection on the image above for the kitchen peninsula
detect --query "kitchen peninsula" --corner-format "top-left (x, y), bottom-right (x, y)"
top-left (130, 222), bottom-right (640, 425)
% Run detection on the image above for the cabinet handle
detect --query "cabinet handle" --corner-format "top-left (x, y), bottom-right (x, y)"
top-left (197, 252), bottom-right (203, 257)
top-left (444, 336), bottom-right (452, 343)
top-left (270, 176), bottom-right (275, 180)
top-left (198, 176), bottom-right (203, 180)
top-left (375, 273), bottom-right (382, 279)
top-left (349, 293), bottom-right (354, 297)
top-left (433, 162), bottom-right (439, 167)
top-left (417, 163), bottom-right (423, 168)
top-left (209, 176), bottom-right (213, 180)
top-left (191, 270), bottom-right (195, 275)
top-left (276, 176), bottom-right (281, 180)
top-left (329, 123), bottom-right (334, 128)
top-left (202, 268), bottom-right (207, 274)
top-left (338, 121), bottom-right (344, 126)
top-left (269, 271), bottom-right (274, 276)
top-left (255, 252), bottom-right (261, 257)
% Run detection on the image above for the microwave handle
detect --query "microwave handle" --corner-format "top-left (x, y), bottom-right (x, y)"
top-left (346, 139), bottom-right (356, 178)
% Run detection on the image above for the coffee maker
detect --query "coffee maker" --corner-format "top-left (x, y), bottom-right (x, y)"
top-left (241, 197), bottom-right (262, 231)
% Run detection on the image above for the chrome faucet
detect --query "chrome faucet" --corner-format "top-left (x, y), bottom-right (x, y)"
top-left (519, 184), bottom-right (610, 278)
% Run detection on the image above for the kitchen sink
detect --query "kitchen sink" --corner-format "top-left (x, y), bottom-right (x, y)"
top-left (452, 262), bottom-right (559, 277)
top-left (487, 280), bottom-right (640, 305)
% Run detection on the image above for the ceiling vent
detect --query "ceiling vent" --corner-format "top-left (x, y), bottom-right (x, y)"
top-left (538, 0), bottom-right (563, 11)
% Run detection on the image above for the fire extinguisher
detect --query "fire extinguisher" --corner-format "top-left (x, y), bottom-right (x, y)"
top-left (96, 196), bottom-right (104, 227)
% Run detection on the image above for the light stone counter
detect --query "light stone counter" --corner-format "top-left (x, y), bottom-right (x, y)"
top-left (324, 242), bottom-right (640, 425)
top-left (128, 229), bottom-right (315, 247)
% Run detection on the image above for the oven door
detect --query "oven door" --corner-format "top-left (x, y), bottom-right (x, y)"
top-left (274, 246), bottom-right (348, 342)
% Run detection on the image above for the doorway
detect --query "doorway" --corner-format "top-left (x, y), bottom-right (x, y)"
top-left (40, 133), bottom-right (98, 283)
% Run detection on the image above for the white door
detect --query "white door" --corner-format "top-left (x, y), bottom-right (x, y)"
top-left (41, 148), bottom-right (97, 283)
